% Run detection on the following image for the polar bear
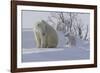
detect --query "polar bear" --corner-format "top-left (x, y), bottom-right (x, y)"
top-left (33, 20), bottom-right (58, 48)
top-left (65, 33), bottom-right (76, 47)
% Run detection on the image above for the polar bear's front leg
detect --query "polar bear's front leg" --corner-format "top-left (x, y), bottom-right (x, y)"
top-left (34, 31), bottom-right (41, 48)
top-left (40, 32), bottom-right (46, 48)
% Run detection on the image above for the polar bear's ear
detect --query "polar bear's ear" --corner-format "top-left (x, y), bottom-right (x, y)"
top-left (33, 22), bottom-right (39, 31)
top-left (35, 22), bottom-right (40, 28)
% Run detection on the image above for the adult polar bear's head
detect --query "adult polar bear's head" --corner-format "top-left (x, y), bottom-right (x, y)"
top-left (33, 20), bottom-right (58, 48)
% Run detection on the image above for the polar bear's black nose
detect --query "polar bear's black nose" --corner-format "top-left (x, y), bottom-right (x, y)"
top-left (42, 32), bottom-right (46, 36)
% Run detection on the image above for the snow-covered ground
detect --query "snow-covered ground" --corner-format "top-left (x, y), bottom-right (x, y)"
top-left (22, 47), bottom-right (90, 62)
top-left (22, 40), bottom-right (90, 62)
top-left (22, 30), bottom-right (90, 62)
